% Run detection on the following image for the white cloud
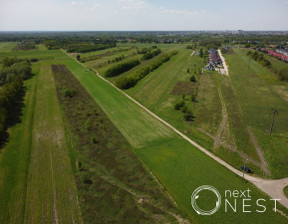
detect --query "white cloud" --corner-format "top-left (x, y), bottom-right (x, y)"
top-left (157, 7), bottom-right (206, 18)
top-left (89, 3), bottom-right (102, 11)
top-left (120, 0), bottom-right (145, 11)
top-left (71, 1), bottom-right (84, 6)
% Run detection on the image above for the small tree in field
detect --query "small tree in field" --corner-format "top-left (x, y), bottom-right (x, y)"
top-left (190, 75), bottom-right (196, 82)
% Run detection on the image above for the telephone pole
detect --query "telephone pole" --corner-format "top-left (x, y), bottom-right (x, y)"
top-left (248, 58), bottom-right (251, 71)
top-left (269, 109), bottom-right (278, 136)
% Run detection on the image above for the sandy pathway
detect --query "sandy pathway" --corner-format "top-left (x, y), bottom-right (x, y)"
top-left (218, 49), bottom-right (229, 75)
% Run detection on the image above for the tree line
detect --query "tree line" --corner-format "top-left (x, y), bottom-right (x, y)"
top-left (0, 57), bottom-right (32, 143)
top-left (13, 41), bottom-right (36, 51)
top-left (247, 50), bottom-right (288, 81)
top-left (115, 50), bottom-right (178, 89)
top-left (105, 59), bottom-right (140, 77)
top-left (141, 48), bottom-right (161, 60)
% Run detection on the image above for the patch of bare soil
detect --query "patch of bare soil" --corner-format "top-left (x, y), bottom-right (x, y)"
top-left (170, 81), bottom-right (197, 95)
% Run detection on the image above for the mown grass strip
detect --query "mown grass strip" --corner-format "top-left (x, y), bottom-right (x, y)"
top-left (24, 63), bottom-right (82, 223)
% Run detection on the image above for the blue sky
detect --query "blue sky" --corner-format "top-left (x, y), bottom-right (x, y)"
top-left (0, 0), bottom-right (287, 31)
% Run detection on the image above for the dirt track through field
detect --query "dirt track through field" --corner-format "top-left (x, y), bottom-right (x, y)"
top-left (218, 49), bottom-right (229, 75)
top-left (247, 126), bottom-right (271, 176)
top-left (64, 50), bottom-right (288, 211)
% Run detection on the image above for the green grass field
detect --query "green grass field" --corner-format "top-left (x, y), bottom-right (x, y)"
top-left (0, 42), bottom-right (18, 52)
top-left (64, 54), bottom-right (288, 223)
top-left (101, 44), bottom-right (288, 178)
top-left (0, 49), bottom-right (66, 60)
top-left (1, 44), bottom-right (288, 223)
top-left (0, 60), bottom-right (82, 223)
top-left (136, 137), bottom-right (288, 224)
top-left (224, 49), bottom-right (288, 178)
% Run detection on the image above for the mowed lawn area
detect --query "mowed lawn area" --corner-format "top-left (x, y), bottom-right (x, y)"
top-left (0, 61), bottom-right (82, 223)
top-left (65, 56), bottom-right (288, 223)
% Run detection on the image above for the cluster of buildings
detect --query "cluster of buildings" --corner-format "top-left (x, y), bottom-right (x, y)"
top-left (261, 48), bottom-right (288, 63)
top-left (205, 48), bottom-right (222, 71)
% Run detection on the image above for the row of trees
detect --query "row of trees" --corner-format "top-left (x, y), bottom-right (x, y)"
top-left (247, 51), bottom-right (271, 67)
top-left (0, 57), bottom-right (31, 142)
top-left (115, 51), bottom-right (178, 89)
top-left (13, 41), bottom-right (36, 51)
top-left (79, 47), bottom-right (131, 63)
top-left (66, 43), bottom-right (116, 53)
top-left (141, 48), bottom-right (161, 60)
top-left (247, 50), bottom-right (288, 81)
top-left (105, 59), bottom-right (140, 77)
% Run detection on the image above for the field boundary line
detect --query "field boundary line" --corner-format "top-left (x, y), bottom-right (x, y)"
top-left (64, 50), bottom-right (288, 210)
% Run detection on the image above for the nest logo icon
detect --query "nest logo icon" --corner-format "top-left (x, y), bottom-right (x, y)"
top-left (191, 185), bottom-right (222, 215)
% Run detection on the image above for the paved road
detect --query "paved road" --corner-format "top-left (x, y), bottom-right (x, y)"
top-left (64, 50), bottom-right (288, 211)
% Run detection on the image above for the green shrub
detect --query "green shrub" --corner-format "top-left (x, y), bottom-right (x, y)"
top-left (85, 119), bottom-right (91, 130)
top-left (62, 88), bottom-right (75, 98)
top-left (91, 136), bottom-right (98, 144)
top-left (190, 75), bottom-right (196, 82)
top-left (174, 101), bottom-right (185, 110)
top-left (184, 111), bottom-right (195, 121)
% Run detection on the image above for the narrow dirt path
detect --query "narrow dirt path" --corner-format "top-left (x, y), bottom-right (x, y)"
top-left (94, 163), bottom-right (190, 224)
top-left (213, 88), bottom-right (229, 149)
top-left (191, 51), bottom-right (195, 56)
top-left (247, 126), bottom-right (271, 176)
top-left (63, 50), bottom-right (288, 211)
